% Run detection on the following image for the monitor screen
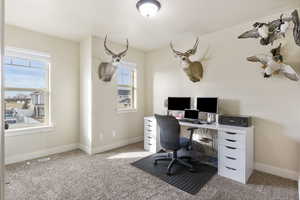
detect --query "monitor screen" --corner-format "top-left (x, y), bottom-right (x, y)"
top-left (168, 97), bottom-right (191, 111)
top-left (196, 97), bottom-right (218, 113)
top-left (184, 110), bottom-right (199, 119)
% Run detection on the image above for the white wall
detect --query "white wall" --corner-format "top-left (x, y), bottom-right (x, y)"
top-left (5, 25), bottom-right (80, 162)
top-left (145, 9), bottom-right (300, 176)
top-left (80, 36), bottom-right (145, 154)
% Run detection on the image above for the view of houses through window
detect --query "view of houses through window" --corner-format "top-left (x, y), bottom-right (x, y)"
top-left (117, 63), bottom-right (137, 111)
top-left (4, 50), bottom-right (50, 130)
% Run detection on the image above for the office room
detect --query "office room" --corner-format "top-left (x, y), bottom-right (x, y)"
top-left (0, 0), bottom-right (300, 199)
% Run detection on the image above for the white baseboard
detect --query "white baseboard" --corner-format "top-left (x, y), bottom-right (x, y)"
top-left (92, 136), bottom-right (143, 154)
top-left (4, 137), bottom-right (143, 165)
top-left (5, 143), bottom-right (78, 165)
top-left (78, 143), bottom-right (92, 155)
top-left (255, 162), bottom-right (299, 181)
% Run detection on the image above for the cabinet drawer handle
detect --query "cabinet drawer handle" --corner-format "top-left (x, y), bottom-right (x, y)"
top-left (147, 120), bottom-right (152, 122)
top-left (148, 143), bottom-right (152, 145)
top-left (225, 146), bottom-right (237, 150)
top-left (147, 136), bottom-right (152, 139)
top-left (225, 139), bottom-right (236, 142)
top-left (226, 156), bottom-right (236, 160)
top-left (226, 132), bottom-right (236, 135)
top-left (225, 166), bottom-right (237, 171)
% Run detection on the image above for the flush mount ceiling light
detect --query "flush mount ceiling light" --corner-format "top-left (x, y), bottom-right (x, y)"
top-left (136, 0), bottom-right (161, 17)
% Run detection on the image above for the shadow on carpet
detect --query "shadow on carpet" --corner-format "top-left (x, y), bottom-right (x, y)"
top-left (131, 154), bottom-right (217, 195)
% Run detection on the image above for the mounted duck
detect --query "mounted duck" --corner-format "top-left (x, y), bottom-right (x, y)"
top-left (246, 44), bottom-right (299, 81)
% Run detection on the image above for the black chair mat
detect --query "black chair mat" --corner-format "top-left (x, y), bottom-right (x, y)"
top-left (131, 153), bottom-right (217, 195)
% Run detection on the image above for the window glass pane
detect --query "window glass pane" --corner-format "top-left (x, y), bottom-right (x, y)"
top-left (117, 87), bottom-right (132, 109)
top-left (4, 56), bottom-right (11, 64)
top-left (31, 60), bottom-right (47, 69)
top-left (4, 64), bottom-right (47, 89)
top-left (117, 64), bottom-right (136, 110)
top-left (4, 90), bottom-right (46, 130)
top-left (11, 57), bottom-right (29, 66)
top-left (117, 67), bottom-right (132, 85)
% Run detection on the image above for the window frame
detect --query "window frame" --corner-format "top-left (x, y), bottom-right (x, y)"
top-left (117, 62), bottom-right (137, 113)
top-left (4, 47), bottom-right (53, 135)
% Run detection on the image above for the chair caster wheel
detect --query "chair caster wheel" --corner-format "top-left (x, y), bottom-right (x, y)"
top-left (167, 172), bottom-right (172, 176)
top-left (154, 161), bottom-right (157, 165)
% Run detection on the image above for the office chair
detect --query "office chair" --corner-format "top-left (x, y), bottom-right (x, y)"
top-left (154, 114), bottom-right (196, 175)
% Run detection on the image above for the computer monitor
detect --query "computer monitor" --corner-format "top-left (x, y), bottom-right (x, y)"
top-left (167, 97), bottom-right (191, 111)
top-left (184, 110), bottom-right (199, 120)
top-left (196, 97), bottom-right (218, 113)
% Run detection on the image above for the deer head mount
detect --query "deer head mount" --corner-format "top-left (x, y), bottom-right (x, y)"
top-left (98, 35), bottom-right (129, 82)
top-left (170, 38), bottom-right (204, 82)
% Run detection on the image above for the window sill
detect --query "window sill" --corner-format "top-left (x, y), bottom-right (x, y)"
top-left (5, 125), bottom-right (55, 137)
top-left (117, 109), bottom-right (138, 114)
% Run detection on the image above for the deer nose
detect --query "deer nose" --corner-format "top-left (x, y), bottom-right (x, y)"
top-left (182, 58), bottom-right (186, 61)
top-left (116, 59), bottom-right (120, 62)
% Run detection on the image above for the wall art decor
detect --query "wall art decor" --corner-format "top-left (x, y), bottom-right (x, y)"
top-left (238, 9), bottom-right (300, 47)
top-left (170, 38), bottom-right (203, 82)
top-left (247, 43), bottom-right (299, 81)
top-left (98, 35), bottom-right (129, 82)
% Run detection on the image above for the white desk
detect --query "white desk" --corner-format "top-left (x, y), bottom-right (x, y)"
top-left (144, 116), bottom-right (254, 184)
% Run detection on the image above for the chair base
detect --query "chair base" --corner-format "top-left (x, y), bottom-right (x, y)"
top-left (153, 151), bottom-right (195, 175)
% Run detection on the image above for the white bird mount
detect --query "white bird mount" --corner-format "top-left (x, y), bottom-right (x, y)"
top-left (247, 44), bottom-right (299, 81)
top-left (238, 9), bottom-right (300, 47)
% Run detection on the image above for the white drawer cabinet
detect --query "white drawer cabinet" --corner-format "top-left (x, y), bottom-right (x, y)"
top-left (144, 117), bottom-right (161, 153)
top-left (218, 128), bottom-right (254, 184)
top-left (145, 116), bottom-right (254, 184)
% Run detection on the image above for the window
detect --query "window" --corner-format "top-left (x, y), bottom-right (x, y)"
top-left (4, 48), bottom-right (51, 131)
top-left (117, 63), bottom-right (137, 111)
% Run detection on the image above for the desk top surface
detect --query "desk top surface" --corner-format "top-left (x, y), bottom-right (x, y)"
top-left (178, 121), bottom-right (253, 133)
top-left (145, 116), bottom-right (253, 133)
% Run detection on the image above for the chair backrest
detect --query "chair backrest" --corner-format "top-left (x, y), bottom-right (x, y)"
top-left (154, 114), bottom-right (180, 151)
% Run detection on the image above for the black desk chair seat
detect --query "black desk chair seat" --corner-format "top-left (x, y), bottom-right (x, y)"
top-left (154, 114), bottom-right (196, 175)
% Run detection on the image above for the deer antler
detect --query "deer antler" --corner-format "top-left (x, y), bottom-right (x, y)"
top-left (104, 35), bottom-right (129, 57)
top-left (118, 39), bottom-right (129, 58)
top-left (186, 37), bottom-right (199, 55)
top-left (104, 35), bottom-right (117, 56)
top-left (170, 41), bottom-right (184, 56)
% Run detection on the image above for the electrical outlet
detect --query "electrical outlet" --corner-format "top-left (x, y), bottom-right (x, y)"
top-left (112, 130), bottom-right (116, 137)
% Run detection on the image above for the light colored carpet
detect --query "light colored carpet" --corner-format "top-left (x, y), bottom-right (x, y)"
top-left (5, 143), bottom-right (298, 200)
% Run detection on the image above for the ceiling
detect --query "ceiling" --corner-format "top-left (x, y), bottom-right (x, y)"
top-left (5, 0), bottom-right (300, 51)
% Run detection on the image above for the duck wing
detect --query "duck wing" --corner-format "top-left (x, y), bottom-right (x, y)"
top-left (238, 29), bottom-right (260, 39)
top-left (292, 9), bottom-right (300, 46)
top-left (247, 54), bottom-right (271, 65)
top-left (268, 19), bottom-right (282, 32)
top-left (281, 64), bottom-right (299, 81)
